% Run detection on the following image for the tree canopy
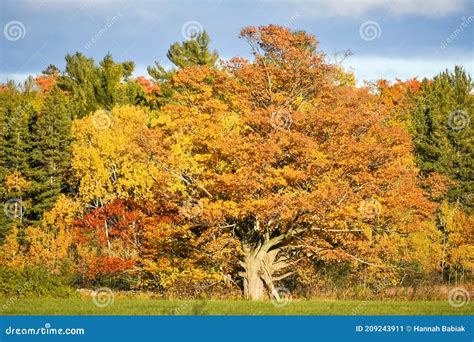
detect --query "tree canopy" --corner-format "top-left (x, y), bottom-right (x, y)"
top-left (0, 25), bottom-right (472, 299)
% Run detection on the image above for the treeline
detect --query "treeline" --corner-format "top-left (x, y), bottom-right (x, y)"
top-left (0, 25), bottom-right (472, 299)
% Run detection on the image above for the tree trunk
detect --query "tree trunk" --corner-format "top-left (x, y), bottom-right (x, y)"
top-left (242, 249), bottom-right (266, 300)
top-left (240, 239), bottom-right (290, 300)
top-left (237, 218), bottom-right (295, 300)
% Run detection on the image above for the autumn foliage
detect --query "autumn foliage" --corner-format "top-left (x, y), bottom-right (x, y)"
top-left (0, 25), bottom-right (472, 299)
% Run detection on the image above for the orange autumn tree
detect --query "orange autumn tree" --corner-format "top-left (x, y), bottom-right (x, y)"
top-left (151, 25), bottom-right (438, 299)
top-left (35, 75), bottom-right (57, 94)
top-left (70, 26), bottom-right (439, 299)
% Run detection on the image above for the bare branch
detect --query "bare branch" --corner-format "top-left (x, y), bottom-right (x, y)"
top-left (272, 271), bottom-right (294, 281)
top-left (341, 251), bottom-right (387, 268)
top-left (311, 227), bottom-right (364, 232)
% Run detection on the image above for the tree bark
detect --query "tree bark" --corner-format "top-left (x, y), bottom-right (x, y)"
top-left (240, 241), bottom-right (266, 299)
top-left (240, 234), bottom-right (290, 300)
top-left (242, 253), bottom-right (266, 300)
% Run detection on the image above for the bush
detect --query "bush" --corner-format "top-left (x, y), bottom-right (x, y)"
top-left (0, 266), bottom-right (77, 298)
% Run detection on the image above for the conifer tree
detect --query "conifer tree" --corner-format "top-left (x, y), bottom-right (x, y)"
top-left (58, 52), bottom-right (99, 118)
top-left (410, 66), bottom-right (473, 208)
top-left (167, 31), bottom-right (218, 69)
top-left (0, 83), bottom-right (34, 238)
top-left (58, 52), bottom-right (136, 117)
top-left (147, 31), bottom-right (219, 107)
top-left (29, 86), bottom-right (72, 222)
top-left (148, 31), bottom-right (218, 82)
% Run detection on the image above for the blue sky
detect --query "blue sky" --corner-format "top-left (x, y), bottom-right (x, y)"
top-left (0, 0), bottom-right (473, 84)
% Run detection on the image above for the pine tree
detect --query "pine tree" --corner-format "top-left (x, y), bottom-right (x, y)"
top-left (147, 31), bottom-right (219, 107)
top-left (167, 31), bottom-right (218, 69)
top-left (410, 66), bottom-right (473, 208)
top-left (42, 64), bottom-right (60, 76)
top-left (58, 52), bottom-right (99, 118)
top-left (28, 86), bottom-right (72, 223)
top-left (58, 52), bottom-right (136, 118)
top-left (96, 53), bottom-right (135, 108)
top-left (0, 83), bottom-right (34, 238)
top-left (148, 31), bottom-right (218, 82)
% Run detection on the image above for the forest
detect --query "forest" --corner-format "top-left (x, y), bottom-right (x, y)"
top-left (0, 25), bottom-right (472, 302)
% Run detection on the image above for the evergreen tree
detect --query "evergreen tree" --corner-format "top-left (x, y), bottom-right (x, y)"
top-left (147, 30), bottom-right (218, 82)
top-left (28, 86), bottom-right (72, 222)
top-left (58, 52), bottom-right (136, 118)
top-left (147, 31), bottom-right (219, 107)
top-left (58, 52), bottom-right (99, 118)
top-left (42, 64), bottom-right (60, 76)
top-left (410, 66), bottom-right (473, 208)
top-left (96, 53), bottom-right (135, 108)
top-left (167, 31), bottom-right (218, 69)
top-left (0, 83), bottom-right (34, 238)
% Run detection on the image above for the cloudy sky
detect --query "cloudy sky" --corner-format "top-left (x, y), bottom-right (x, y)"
top-left (0, 0), bottom-right (473, 84)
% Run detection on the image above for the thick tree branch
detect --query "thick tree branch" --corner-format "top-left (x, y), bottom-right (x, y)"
top-left (272, 271), bottom-right (294, 281)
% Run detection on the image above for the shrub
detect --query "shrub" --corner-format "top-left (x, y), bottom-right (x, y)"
top-left (0, 266), bottom-right (77, 298)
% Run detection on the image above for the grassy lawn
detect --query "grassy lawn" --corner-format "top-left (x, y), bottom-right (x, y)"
top-left (0, 298), bottom-right (472, 315)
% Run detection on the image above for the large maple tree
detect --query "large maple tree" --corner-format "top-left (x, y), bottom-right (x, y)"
top-left (141, 25), bottom-right (436, 299)
top-left (69, 25), bottom-right (439, 299)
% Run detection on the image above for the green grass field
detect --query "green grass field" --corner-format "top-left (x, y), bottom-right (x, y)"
top-left (0, 298), bottom-right (471, 315)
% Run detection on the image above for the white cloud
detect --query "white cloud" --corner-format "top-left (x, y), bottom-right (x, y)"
top-left (0, 72), bottom-right (36, 84)
top-left (29, 0), bottom-right (470, 17)
top-left (274, 0), bottom-right (469, 18)
top-left (346, 54), bottom-right (474, 84)
top-left (3, 55), bottom-right (473, 86)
